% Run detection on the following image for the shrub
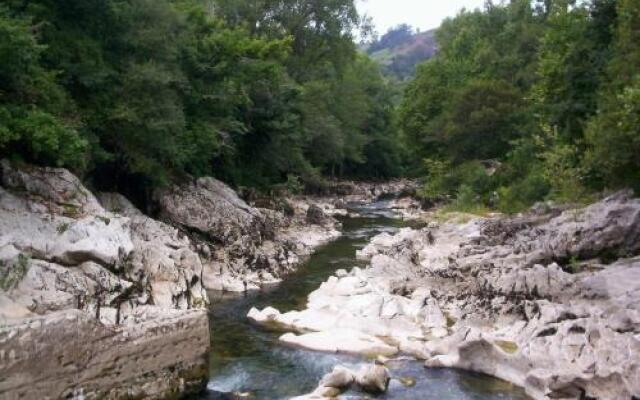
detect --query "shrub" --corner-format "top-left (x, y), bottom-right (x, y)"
top-left (420, 159), bottom-right (494, 202)
top-left (442, 184), bottom-right (491, 215)
top-left (496, 172), bottom-right (550, 214)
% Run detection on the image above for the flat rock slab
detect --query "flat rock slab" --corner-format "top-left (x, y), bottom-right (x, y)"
top-left (0, 308), bottom-right (210, 400)
top-left (279, 329), bottom-right (398, 357)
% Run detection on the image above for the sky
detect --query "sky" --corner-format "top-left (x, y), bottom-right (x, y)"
top-left (357, 0), bottom-right (487, 34)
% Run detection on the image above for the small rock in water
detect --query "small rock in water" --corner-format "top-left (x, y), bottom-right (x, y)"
top-left (375, 355), bottom-right (390, 365)
top-left (320, 365), bottom-right (355, 389)
top-left (355, 363), bottom-right (391, 394)
top-left (397, 376), bottom-right (417, 387)
top-left (291, 365), bottom-right (356, 399)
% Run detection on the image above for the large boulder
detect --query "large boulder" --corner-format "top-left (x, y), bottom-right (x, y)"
top-left (0, 162), bottom-right (210, 400)
top-left (280, 329), bottom-right (398, 357)
top-left (1, 159), bottom-right (103, 217)
top-left (320, 365), bottom-right (355, 389)
top-left (292, 363), bottom-right (392, 399)
top-left (306, 204), bottom-right (326, 225)
top-left (0, 165), bottom-right (136, 316)
top-left (156, 178), bottom-right (340, 291)
top-left (0, 161), bottom-right (208, 316)
top-left (156, 177), bottom-right (267, 246)
top-left (99, 193), bottom-right (207, 309)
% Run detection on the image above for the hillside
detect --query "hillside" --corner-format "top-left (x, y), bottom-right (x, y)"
top-left (366, 25), bottom-right (438, 80)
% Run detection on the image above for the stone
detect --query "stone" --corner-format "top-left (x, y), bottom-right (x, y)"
top-left (0, 308), bottom-right (209, 400)
top-left (355, 363), bottom-right (391, 394)
top-left (247, 306), bottom-right (281, 324)
top-left (306, 204), bottom-right (326, 225)
top-left (156, 177), bottom-right (265, 246)
top-left (279, 329), bottom-right (398, 357)
top-left (1, 160), bottom-right (103, 217)
top-left (156, 178), bottom-right (342, 292)
top-left (292, 362), bottom-right (393, 399)
top-left (265, 191), bottom-right (640, 400)
top-left (319, 365), bottom-right (355, 390)
top-left (0, 161), bottom-right (211, 399)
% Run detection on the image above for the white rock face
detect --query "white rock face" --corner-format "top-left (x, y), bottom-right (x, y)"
top-left (99, 193), bottom-right (208, 309)
top-left (0, 189), bottom-right (133, 268)
top-left (280, 329), bottom-right (398, 357)
top-left (0, 308), bottom-right (209, 400)
top-left (254, 191), bottom-right (640, 400)
top-left (156, 178), bottom-right (341, 292)
top-left (0, 161), bottom-right (353, 399)
top-left (0, 161), bottom-right (210, 399)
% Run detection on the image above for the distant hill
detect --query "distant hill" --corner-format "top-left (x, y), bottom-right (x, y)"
top-left (365, 24), bottom-right (438, 80)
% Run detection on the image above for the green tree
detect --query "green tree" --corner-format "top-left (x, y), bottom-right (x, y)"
top-left (534, 0), bottom-right (616, 143)
top-left (441, 80), bottom-right (525, 162)
top-left (0, 6), bottom-right (86, 169)
top-left (585, 0), bottom-right (640, 191)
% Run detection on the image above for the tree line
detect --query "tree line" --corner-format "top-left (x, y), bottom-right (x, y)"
top-left (1, 0), bottom-right (638, 213)
top-left (401, 0), bottom-right (639, 212)
top-left (0, 0), bottom-right (402, 206)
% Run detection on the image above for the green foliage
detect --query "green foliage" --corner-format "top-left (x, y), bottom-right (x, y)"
top-left (583, 0), bottom-right (640, 192)
top-left (4, 0), bottom-right (636, 209)
top-left (56, 222), bottom-right (70, 235)
top-left (441, 80), bottom-right (526, 162)
top-left (585, 77), bottom-right (640, 191)
top-left (366, 25), bottom-right (438, 80)
top-left (214, 0), bottom-right (360, 81)
top-left (1, 0), bottom-right (402, 201)
top-left (284, 174), bottom-right (304, 195)
top-left (494, 138), bottom-right (550, 213)
top-left (419, 159), bottom-right (493, 205)
top-left (445, 184), bottom-right (490, 215)
top-left (533, 1), bottom-right (612, 142)
top-left (403, 0), bottom-right (639, 213)
top-left (497, 172), bottom-right (550, 214)
top-left (0, 6), bottom-right (87, 169)
top-left (539, 128), bottom-right (590, 203)
top-left (0, 254), bottom-right (30, 291)
top-left (419, 158), bottom-right (452, 200)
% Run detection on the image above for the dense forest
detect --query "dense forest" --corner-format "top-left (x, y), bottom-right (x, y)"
top-left (1, 0), bottom-right (639, 212)
top-left (402, 0), bottom-right (640, 212)
top-left (0, 0), bottom-right (403, 205)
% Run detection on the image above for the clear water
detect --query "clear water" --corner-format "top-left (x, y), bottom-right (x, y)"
top-left (197, 202), bottom-right (529, 400)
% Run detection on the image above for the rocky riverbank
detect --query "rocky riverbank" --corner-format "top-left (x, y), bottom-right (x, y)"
top-left (0, 160), bottom-right (417, 399)
top-left (249, 191), bottom-right (640, 400)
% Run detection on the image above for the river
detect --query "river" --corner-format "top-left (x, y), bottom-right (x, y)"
top-left (198, 201), bottom-right (529, 400)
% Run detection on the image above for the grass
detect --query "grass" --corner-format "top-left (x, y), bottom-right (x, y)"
top-left (441, 202), bottom-right (492, 216)
top-left (57, 222), bottom-right (70, 234)
top-left (0, 254), bottom-right (30, 291)
top-left (428, 205), bottom-right (493, 225)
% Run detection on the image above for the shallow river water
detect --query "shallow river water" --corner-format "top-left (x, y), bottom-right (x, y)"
top-left (198, 202), bottom-right (529, 400)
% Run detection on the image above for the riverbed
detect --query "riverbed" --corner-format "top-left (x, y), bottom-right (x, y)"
top-left (199, 202), bottom-right (529, 400)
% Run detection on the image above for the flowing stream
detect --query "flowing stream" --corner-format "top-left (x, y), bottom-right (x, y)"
top-left (198, 202), bottom-right (529, 400)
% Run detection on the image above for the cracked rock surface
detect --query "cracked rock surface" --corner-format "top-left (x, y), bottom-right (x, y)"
top-left (0, 161), bottom-right (210, 400)
top-left (0, 160), bottom-right (351, 400)
top-left (250, 191), bottom-right (640, 400)
top-left (155, 179), bottom-right (342, 292)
